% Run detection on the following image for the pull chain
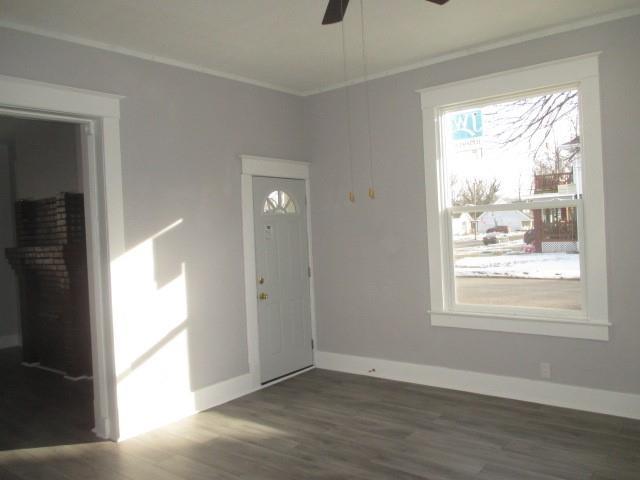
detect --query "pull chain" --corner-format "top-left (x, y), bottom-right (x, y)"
top-left (360, 0), bottom-right (375, 199)
top-left (341, 0), bottom-right (355, 203)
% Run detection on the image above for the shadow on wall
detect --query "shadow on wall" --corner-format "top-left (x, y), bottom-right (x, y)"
top-left (110, 218), bottom-right (198, 439)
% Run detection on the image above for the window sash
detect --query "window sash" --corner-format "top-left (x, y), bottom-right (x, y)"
top-left (449, 198), bottom-right (579, 214)
top-left (442, 198), bottom-right (587, 320)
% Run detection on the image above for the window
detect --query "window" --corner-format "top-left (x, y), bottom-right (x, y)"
top-left (263, 190), bottom-right (297, 215)
top-left (420, 54), bottom-right (609, 340)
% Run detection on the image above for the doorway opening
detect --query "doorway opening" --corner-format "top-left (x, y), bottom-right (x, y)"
top-left (0, 115), bottom-right (99, 449)
top-left (0, 75), bottom-right (123, 442)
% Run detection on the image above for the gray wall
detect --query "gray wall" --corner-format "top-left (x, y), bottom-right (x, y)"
top-left (0, 26), bottom-right (305, 392)
top-left (0, 116), bottom-right (81, 200)
top-left (11, 119), bottom-right (81, 199)
top-left (0, 144), bottom-right (19, 340)
top-left (305, 15), bottom-right (640, 394)
top-left (0, 13), bottom-right (637, 406)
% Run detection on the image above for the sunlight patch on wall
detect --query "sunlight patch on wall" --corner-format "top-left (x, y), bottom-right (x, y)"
top-left (110, 219), bottom-right (196, 440)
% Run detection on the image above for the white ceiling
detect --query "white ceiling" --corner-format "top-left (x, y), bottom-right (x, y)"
top-left (0, 0), bottom-right (639, 95)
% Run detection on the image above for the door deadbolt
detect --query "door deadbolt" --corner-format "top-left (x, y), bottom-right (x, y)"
top-left (257, 276), bottom-right (264, 284)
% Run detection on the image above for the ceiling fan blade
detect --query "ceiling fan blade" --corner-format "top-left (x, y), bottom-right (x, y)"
top-left (322, 0), bottom-right (350, 25)
top-left (426, 0), bottom-right (450, 4)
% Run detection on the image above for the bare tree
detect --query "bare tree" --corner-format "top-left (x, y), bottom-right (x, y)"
top-left (533, 121), bottom-right (581, 175)
top-left (453, 178), bottom-right (501, 237)
top-left (453, 178), bottom-right (501, 208)
top-left (535, 140), bottom-right (579, 175)
top-left (493, 90), bottom-right (579, 161)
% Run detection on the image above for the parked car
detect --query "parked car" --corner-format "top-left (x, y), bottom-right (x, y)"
top-left (483, 235), bottom-right (497, 245)
top-left (486, 225), bottom-right (509, 234)
top-left (482, 232), bottom-right (508, 245)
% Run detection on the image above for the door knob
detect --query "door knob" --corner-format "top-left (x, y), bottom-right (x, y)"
top-left (258, 292), bottom-right (268, 300)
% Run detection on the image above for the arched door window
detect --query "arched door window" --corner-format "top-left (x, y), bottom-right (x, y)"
top-left (263, 190), bottom-right (297, 215)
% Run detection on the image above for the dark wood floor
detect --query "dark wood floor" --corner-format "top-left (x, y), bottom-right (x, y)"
top-left (1, 363), bottom-right (639, 479)
top-left (0, 347), bottom-right (98, 453)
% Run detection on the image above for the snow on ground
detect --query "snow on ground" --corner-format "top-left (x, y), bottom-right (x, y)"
top-left (455, 253), bottom-right (580, 280)
top-left (455, 239), bottom-right (523, 257)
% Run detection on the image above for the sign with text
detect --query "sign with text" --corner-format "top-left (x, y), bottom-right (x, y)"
top-left (451, 110), bottom-right (483, 140)
top-left (451, 109), bottom-right (483, 153)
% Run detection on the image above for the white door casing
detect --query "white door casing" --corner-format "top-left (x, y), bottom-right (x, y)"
top-left (0, 146), bottom-right (20, 346)
top-left (0, 75), bottom-right (124, 440)
top-left (241, 155), bottom-right (316, 388)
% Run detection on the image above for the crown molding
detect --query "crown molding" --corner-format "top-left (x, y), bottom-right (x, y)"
top-left (1, 7), bottom-right (638, 98)
top-left (301, 7), bottom-right (640, 96)
top-left (0, 19), bottom-right (304, 96)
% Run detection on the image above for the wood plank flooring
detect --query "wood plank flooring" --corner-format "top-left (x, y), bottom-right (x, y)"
top-left (1, 363), bottom-right (639, 479)
top-left (0, 347), bottom-right (98, 453)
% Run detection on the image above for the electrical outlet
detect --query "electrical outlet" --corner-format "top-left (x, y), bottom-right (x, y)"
top-left (540, 362), bottom-right (552, 380)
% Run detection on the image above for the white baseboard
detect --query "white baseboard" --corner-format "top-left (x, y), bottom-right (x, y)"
top-left (21, 361), bottom-right (92, 381)
top-left (189, 366), bottom-right (317, 419)
top-left (92, 416), bottom-right (111, 440)
top-left (0, 334), bottom-right (20, 349)
top-left (117, 372), bottom-right (257, 441)
top-left (316, 351), bottom-right (640, 420)
top-left (192, 372), bottom-right (258, 413)
top-left (117, 366), bottom-right (317, 442)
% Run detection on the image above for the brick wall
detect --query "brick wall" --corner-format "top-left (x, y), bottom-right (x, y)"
top-left (5, 193), bottom-right (91, 378)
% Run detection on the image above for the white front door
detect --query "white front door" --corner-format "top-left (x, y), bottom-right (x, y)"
top-left (253, 177), bottom-right (313, 383)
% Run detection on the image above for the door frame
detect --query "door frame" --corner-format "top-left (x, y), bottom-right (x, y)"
top-left (240, 155), bottom-right (317, 388)
top-left (0, 74), bottom-right (124, 440)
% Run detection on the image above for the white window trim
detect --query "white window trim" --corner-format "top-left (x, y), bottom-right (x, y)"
top-left (419, 53), bottom-right (609, 341)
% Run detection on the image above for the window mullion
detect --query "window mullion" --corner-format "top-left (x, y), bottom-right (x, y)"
top-left (450, 199), bottom-right (580, 214)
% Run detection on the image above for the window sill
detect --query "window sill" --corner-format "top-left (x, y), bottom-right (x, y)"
top-left (430, 311), bottom-right (610, 341)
